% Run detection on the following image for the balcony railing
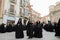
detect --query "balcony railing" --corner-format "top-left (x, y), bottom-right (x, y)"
top-left (10, 0), bottom-right (16, 4)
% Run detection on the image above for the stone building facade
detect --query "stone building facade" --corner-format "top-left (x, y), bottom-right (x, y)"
top-left (50, 2), bottom-right (60, 23)
top-left (0, 0), bottom-right (31, 24)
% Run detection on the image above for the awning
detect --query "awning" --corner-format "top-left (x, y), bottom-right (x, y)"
top-left (7, 16), bottom-right (15, 20)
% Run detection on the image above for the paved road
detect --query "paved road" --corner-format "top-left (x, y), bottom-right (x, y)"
top-left (0, 30), bottom-right (60, 40)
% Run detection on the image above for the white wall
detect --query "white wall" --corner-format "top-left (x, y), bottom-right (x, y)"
top-left (46, 17), bottom-right (50, 23)
top-left (15, 17), bottom-right (19, 24)
top-left (4, 0), bottom-right (10, 14)
top-left (15, 0), bottom-right (20, 17)
top-left (3, 0), bottom-right (20, 24)
top-left (2, 0), bottom-right (30, 24)
top-left (2, 15), bottom-right (7, 24)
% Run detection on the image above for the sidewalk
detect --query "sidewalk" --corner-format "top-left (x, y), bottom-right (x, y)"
top-left (0, 30), bottom-right (60, 40)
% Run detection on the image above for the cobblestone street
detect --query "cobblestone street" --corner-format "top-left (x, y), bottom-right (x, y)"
top-left (0, 30), bottom-right (60, 40)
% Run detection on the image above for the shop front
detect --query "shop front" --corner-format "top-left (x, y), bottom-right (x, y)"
top-left (3, 15), bottom-right (15, 24)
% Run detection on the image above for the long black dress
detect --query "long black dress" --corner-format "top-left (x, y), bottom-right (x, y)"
top-left (26, 21), bottom-right (33, 38)
top-left (15, 22), bottom-right (24, 38)
top-left (6, 24), bottom-right (13, 32)
top-left (34, 22), bottom-right (43, 38)
top-left (0, 23), bottom-right (6, 33)
top-left (56, 19), bottom-right (60, 36)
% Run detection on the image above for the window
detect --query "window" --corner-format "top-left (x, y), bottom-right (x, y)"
top-left (20, 8), bottom-right (22, 16)
top-left (24, 0), bottom-right (26, 7)
top-left (10, 0), bottom-right (16, 3)
top-left (20, 0), bottom-right (22, 7)
top-left (10, 5), bottom-right (14, 14)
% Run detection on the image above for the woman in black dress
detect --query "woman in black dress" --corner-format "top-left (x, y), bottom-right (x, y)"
top-left (6, 23), bottom-right (13, 32)
top-left (34, 21), bottom-right (43, 38)
top-left (26, 20), bottom-right (33, 39)
top-left (15, 18), bottom-right (24, 39)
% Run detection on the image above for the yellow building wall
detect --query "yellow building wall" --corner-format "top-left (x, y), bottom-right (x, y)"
top-left (0, 0), bottom-right (5, 24)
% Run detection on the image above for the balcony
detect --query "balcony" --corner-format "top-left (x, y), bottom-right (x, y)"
top-left (10, 0), bottom-right (16, 4)
top-left (8, 9), bottom-right (15, 15)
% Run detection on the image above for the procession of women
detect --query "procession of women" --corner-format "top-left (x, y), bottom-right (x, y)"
top-left (0, 18), bottom-right (60, 39)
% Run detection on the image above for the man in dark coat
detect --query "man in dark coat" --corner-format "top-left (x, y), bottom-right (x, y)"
top-left (15, 18), bottom-right (24, 39)
top-left (55, 19), bottom-right (60, 36)
top-left (6, 23), bottom-right (13, 32)
top-left (0, 23), bottom-right (6, 33)
top-left (34, 21), bottom-right (43, 38)
top-left (26, 20), bottom-right (33, 39)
